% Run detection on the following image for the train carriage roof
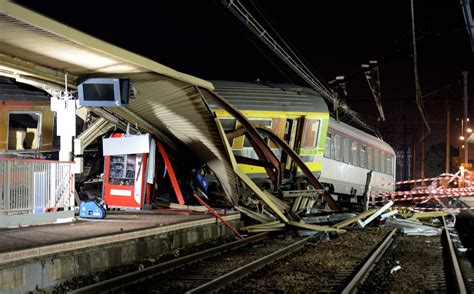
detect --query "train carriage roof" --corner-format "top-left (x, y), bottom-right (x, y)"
top-left (210, 81), bottom-right (394, 156)
top-left (329, 117), bottom-right (395, 155)
top-left (210, 80), bottom-right (328, 113)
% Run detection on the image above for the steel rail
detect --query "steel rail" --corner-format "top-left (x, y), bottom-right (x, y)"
top-left (443, 216), bottom-right (467, 294)
top-left (68, 233), bottom-right (268, 294)
top-left (342, 228), bottom-right (397, 294)
top-left (186, 236), bottom-right (313, 293)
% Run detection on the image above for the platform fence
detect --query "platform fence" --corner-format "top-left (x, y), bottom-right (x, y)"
top-left (0, 158), bottom-right (75, 214)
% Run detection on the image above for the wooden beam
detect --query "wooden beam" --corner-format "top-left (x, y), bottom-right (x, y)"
top-left (256, 127), bottom-right (339, 210)
top-left (332, 210), bottom-right (377, 229)
top-left (241, 221), bottom-right (285, 232)
top-left (282, 190), bottom-right (325, 198)
top-left (409, 211), bottom-right (448, 221)
top-left (246, 227), bottom-right (286, 233)
top-left (264, 191), bottom-right (290, 211)
top-left (213, 117), bottom-right (289, 223)
top-left (234, 205), bottom-right (274, 223)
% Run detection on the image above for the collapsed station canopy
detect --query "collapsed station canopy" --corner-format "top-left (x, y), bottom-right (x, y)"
top-left (0, 0), bottom-right (238, 204)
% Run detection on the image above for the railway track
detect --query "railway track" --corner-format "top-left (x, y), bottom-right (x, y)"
top-left (358, 217), bottom-right (467, 293)
top-left (224, 221), bottom-right (469, 293)
top-left (68, 219), bottom-right (471, 293)
top-left (68, 232), bottom-right (307, 293)
top-left (454, 232), bottom-right (474, 293)
top-left (224, 228), bottom-right (392, 293)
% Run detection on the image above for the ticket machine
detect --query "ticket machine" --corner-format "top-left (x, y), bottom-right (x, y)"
top-left (102, 133), bottom-right (151, 209)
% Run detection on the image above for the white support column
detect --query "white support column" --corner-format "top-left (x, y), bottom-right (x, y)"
top-left (51, 97), bottom-right (76, 162)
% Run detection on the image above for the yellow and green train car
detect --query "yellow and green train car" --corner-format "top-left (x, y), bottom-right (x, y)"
top-left (210, 81), bottom-right (329, 177)
top-left (209, 81), bottom-right (396, 199)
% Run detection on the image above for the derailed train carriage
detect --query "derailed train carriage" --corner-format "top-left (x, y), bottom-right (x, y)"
top-left (0, 75), bottom-right (395, 208)
top-left (209, 80), bottom-right (395, 204)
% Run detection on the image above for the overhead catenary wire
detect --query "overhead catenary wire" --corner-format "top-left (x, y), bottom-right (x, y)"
top-left (249, 0), bottom-right (325, 86)
top-left (411, 0), bottom-right (431, 141)
top-left (222, 0), bottom-right (334, 102)
top-left (222, 0), bottom-right (376, 133)
top-left (245, 35), bottom-right (297, 84)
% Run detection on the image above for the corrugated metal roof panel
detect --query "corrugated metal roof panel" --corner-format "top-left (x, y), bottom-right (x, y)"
top-left (210, 80), bottom-right (328, 113)
top-left (109, 73), bottom-right (238, 204)
top-left (0, 1), bottom-right (236, 204)
top-left (329, 118), bottom-right (395, 155)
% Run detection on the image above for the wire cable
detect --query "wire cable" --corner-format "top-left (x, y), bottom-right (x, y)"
top-left (411, 0), bottom-right (431, 141)
top-left (222, 0), bottom-right (377, 133)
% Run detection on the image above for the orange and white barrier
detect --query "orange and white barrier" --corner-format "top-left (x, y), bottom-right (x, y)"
top-left (368, 205), bottom-right (469, 212)
top-left (388, 206), bottom-right (470, 212)
top-left (370, 191), bottom-right (474, 204)
top-left (370, 169), bottom-right (474, 211)
top-left (380, 176), bottom-right (445, 187)
top-left (371, 187), bottom-right (474, 198)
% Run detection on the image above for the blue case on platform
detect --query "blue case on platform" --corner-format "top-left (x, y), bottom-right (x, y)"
top-left (79, 199), bottom-right (106, 219)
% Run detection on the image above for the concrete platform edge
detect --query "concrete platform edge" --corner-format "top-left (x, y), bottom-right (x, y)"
top-left (0, 211), bottom-right (75, 229)
top-left (0, 214), bottom-right (240, 265)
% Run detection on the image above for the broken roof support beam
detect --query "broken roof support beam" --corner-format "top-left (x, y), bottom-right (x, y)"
top-left (234, 205), bottom-right (274, 223)
top-left (256, 127), bottom-right (340, 211)
top-left (200, 88), bottom-right (281, 189)
top-left (212, 115), bottom-right (290, 223)
top-left (332, 209), bottom-right (377, 229)
top-left (357, 200), bottom-right (393, 228)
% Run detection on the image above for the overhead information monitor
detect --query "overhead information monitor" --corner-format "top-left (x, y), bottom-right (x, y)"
top-left (78, 78), bottom-right (129, 107)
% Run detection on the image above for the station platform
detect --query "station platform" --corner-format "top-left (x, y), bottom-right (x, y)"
top-left (0, 210), bottom-right (241, 293)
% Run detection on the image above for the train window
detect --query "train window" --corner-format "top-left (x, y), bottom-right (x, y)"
top-left (218, 118), bottom-right (237, 147)
top-left (334, 134), bottom-right (342, 161)
top-left (7, 112), bottom-right (41, 151)
top-left (302, 119), bottom-right (320, 148)
top-left (52, 113), bottom-right (60, 150)
top-left (367, 147), bottom-right (373, 169)
top-left (386, 155), bottom-right (393, 175)
top-left (374, 150), bottom-right (380, 172)
top-left (343, 137), bottom-right (350, 163)
top-left (243, 119), bottom-right (272, 148)
top-left (330, 133), bottom-right (336, 159)
top-left (360, 145), bottom-right (367, 168)
top-left (380, 152), bottom-right (385, 174)
top-left (284, 120), bottom-right (291, 142)
top-left (351, 141), bottom-right (358, 166)
top-left (324, 132), bottom-right (332, 158)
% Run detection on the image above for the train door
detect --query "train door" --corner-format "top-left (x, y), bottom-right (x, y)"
top-left (282, 117), bottom-right (305, 175)
top-left (280, 120), bottom-right (290, 172)
top-left (282, 119), bottom-right (294, 171)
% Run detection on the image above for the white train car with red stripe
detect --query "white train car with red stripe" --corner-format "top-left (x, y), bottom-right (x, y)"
top-left (320, 118), bottom-right (396, 203)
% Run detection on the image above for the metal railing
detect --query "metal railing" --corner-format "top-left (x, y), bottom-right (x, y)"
top-left (0, 158), bottom-right (75, 214)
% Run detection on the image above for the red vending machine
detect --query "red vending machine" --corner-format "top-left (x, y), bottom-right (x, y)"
top-left (102, 133), bottom-right (151, 209)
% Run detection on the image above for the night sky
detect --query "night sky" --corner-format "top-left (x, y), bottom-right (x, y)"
top-left (13, 0), bottom-right (474, 166)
